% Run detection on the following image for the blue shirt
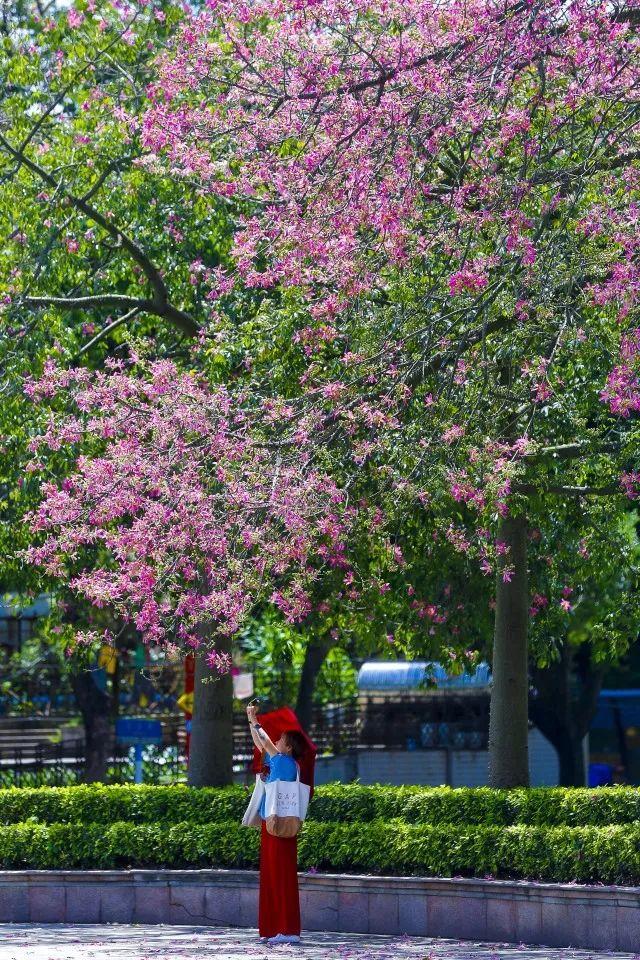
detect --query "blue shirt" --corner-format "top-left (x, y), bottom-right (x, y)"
top-left (259, 753), bottom-right (298, 819)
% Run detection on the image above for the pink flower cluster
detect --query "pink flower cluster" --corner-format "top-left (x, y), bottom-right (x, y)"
top-left (141, 0), bottom-right (640, 327)
top-left (23, 359), bottom-right (360, 666)
top-left (601, 330), bottom-right (640, 418)
top-left (134, 0), bottom-right (640, 514)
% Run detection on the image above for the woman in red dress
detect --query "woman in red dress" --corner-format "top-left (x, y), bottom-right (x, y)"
top-left (246, 704), bottom-right (307, 945)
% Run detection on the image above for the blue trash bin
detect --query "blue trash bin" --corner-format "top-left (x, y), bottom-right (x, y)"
top-left (588, 762), bottom-right (613, 787)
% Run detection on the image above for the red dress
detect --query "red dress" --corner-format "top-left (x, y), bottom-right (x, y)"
top-left (258, 820), bottom-right (301, 938)
top-left (252, 709), bottom-right (316, 940)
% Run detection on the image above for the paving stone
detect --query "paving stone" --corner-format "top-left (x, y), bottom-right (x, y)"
top-left (133, 882), bottom-right (170, 924)
top-left (204, 886), bottom-right (241, 925)
top-left (368, 893), bottom-right (399, 936)
top-left (0, 923), bottom-right (636, 959)
top-left (616, 904), bottom-right (640, 952)
top-left (428, 893), bottom-right (487, 941)
top-left (540, 900), bottom-right (571, 948)
top-left (589, 903), bottom-right (621, 952)
top-left (564, 902), bottom-right (593, 949)
top-left (238, 887), bottom-right (258, 927)
top-left (99, 885), bottom-right (135, 924)
top-left (168, 884), bottom-right (206, 925)
top-left (515, 897), bottom-right (542, 945)
top-left (299, 889), bottom-right (339, 932)
top-left (486, 896), bottom-right (517, 942)
top-left (397, 893), bottom-right (427, 936)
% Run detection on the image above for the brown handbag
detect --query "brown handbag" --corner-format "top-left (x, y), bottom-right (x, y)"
top-left (265, 814), bottom-right (302, 838)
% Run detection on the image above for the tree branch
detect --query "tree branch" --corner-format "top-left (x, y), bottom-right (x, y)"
top-left (406, 312), bottom-right (518, 387)
top-left (514, 483), bottom-right (622, 497)
top-left (74, 306), bottom-right (142, 360)
top-left (524, 441), bottom-right (621, 462)
top-left (23, 294), bottom-right (151, 312)
top-left (0, 134), bottom-right (198, 337)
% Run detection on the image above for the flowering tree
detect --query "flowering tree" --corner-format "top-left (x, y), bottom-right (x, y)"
top-left (139, 0), bottom-right (640, 785)
top-left (25, 358), bottom-right (357, 646)
top-left (0, 0), bottom-right (213, 377)
top-left (23, 354), bottom-right (405, 781)
top-left (0, 0), bottom-right (238, 782)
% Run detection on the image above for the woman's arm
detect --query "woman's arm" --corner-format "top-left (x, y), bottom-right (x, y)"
top-left (246, 704), bottom-right (278, 756)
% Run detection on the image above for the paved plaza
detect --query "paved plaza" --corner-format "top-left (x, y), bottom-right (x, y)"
top-left (0, 925), bottom-right (636, 960)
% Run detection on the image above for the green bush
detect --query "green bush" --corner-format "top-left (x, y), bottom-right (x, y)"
top-left (0, 819), bottom-right (637, 884)
top-left (1, 783), bottom-right (639, 827)
top-left (0, 784), bottom-right (247, 826)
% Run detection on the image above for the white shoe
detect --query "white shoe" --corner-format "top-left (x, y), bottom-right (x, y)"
top-left (267, 934), bottom-right (302, 945)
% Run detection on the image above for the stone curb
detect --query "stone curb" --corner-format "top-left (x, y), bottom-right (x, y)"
top-left (0, 870), bottom-right (637, 951)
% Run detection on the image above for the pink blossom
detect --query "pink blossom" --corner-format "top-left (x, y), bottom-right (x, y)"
top-left (206, 649), bottom-right (232, 674)
top-left (67, 9), bottom-right (84, 29)
top-left (22, 357), bottom-right (380, 653)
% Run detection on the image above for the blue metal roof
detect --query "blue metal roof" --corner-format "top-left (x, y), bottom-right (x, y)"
top-left (593, 689), bottom-right (640, 730)
top-left (0, 593), bottom-right (52, 619)
top-left (599, 689), bottom-right (640, 699)
top-left (357, 660), bottom-right (491, 691)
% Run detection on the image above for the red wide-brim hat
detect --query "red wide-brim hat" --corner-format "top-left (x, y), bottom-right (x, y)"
top-left (251, 706), bottom-right (317, 797)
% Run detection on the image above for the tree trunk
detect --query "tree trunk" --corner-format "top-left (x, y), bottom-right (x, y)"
top-left (71, 670), bottom-right (112, 783)
top-left (555, 734), bottom-right (588, 786)
top-left (188, 635), bottom-right (234, 787)
top-left (530, 643), bottom-right (604, 787)
top-left (488, 513), bottom-right (530, 787)
top-left (295, 633), bottom-right (336, 731)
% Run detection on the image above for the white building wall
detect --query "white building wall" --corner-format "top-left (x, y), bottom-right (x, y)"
top-left (312, 727), bottom-right (560, 787)
top-left (451, 750), bottom-right (490, 787)
top-left (357, 749), bottom-right (447, 785)
top-left (528, 725), bottom-right (560, 786)
top-left (314, 753), bottom-right (357, 785)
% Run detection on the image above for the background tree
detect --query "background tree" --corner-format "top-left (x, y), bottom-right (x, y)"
top-left (145, 0), bottom-right (640, 785)
top-left (527, 504), bottom-right (640, 785)
top-left (0, 0), bottom-right (234, 781)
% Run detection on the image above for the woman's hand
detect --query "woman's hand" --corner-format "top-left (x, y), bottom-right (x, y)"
top-left (246, 704), bottom-right (277, 756)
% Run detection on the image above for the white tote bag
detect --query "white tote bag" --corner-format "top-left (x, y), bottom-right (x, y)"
top-left (263, 765), bottom-right (310, 838)
top-left (241, 774), bottom-right (266, 829)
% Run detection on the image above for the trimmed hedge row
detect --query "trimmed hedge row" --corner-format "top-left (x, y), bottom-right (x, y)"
top-left (2, 783), bottom-right (640, 827)
top-left (0, 819), bottom-right (638, 884)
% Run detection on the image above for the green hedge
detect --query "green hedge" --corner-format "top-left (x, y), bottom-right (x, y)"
top-left (2, 783), bottom-right (640, 827)
top-left (0, 819), bottom-right (638, 884)
top-left (0, 784), bottom-right (246, 826)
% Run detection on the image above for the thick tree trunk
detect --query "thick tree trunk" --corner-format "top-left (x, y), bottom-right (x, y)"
top-left (556, 735), bottom-right (588, 787)
top-left (488, 513), bottom-right (530, 787)
top-left (71, 671), bottom-right (112, 783)
top-left (530, 643), bottom-right (604, 787)
top-left (188, 635), bottom-right (234, 787)
top-left (295, 633), bottom-right (336, 731)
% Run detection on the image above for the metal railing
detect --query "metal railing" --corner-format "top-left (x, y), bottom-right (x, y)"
top-left (0, 698), bottom-right (489, 786)
top-left (0, 741), bottom-right (85, 787)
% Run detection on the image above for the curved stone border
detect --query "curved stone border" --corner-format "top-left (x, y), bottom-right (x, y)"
top-left (0, 870), bottom-right (637, 952)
